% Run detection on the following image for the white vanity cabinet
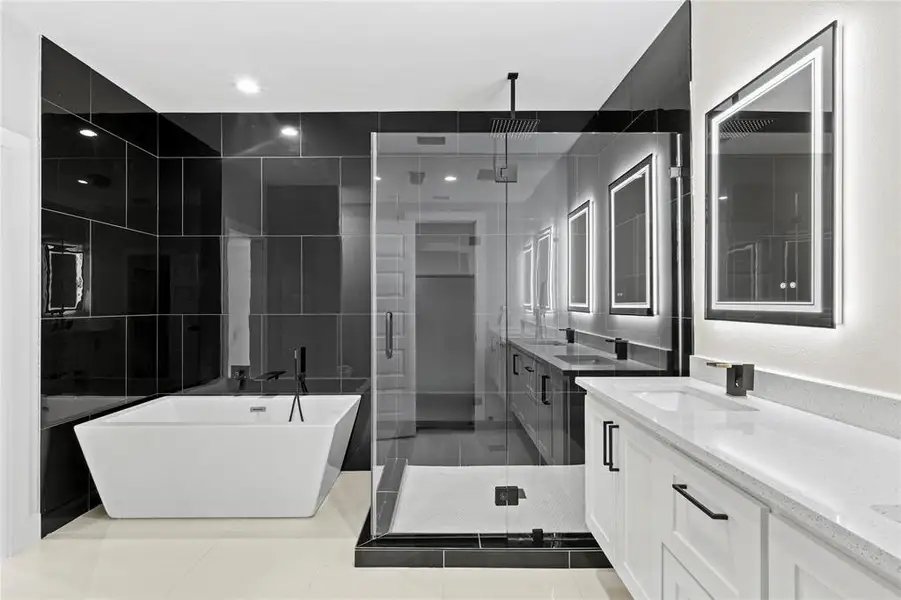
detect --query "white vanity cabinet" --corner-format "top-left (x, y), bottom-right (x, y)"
top-left (769, 516), bottom-right (901, 600)
top-left (584, 398), bottom-right (619, 556)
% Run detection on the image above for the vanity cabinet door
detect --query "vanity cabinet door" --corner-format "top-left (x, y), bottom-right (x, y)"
top-left (662, 548), bottom-right (715, 600)
top-left (769, 516), bottom-right (901, 600)
top-left (584, 398), bottom-right (618, 558)
top-left (536, 362), bottom-right (553, 464)
top-left (617, 421), bottom-right (662, 600)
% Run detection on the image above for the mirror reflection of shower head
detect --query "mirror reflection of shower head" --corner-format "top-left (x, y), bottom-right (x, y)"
top-left (491, 72), bottom-right (540, 139)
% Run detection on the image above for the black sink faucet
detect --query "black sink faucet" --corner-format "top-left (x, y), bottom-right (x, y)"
top-left (707, 362), bottom-right (755, 397)
top-left (605, 338), bottom-right (629, 361)
top-left (559, 327), bottom-right (576, 344)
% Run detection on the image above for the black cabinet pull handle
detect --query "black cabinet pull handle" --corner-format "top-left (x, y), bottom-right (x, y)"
top-left (602, 420), bottom-right (612, 466)
top-left (513, 353), bottom-right (520, 375)
top-left (540, 375), bottom-right (550, 404)
top-left (524, 365), bottom-right (534, 373)
top-left (607, 424), bottom-right (620, 472)
top-left (672, 484), bottom-right (728, 520)
top-left (385, 312), bottom-right (394, 359)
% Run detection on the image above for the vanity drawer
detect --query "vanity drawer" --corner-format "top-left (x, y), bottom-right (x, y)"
top-left (661, 447), bottom-right (766, 600)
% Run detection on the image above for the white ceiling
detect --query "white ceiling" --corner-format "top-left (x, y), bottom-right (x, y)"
top-left (9, 0), bottom-right (683, 113)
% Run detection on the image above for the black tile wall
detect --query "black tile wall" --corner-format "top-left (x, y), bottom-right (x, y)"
top-left (158, 236), bottom-right (222, 314)
top-left (40, 39), bottom-right (162, 536)
top-left (159, 113), bottom-right (221, 157)
top-left (222, 158), bottom-right (262, 235)
top-left (222, 113), bottom-right (301, 157)
top-left (300, 112), bottom-right (378, 157)
top-left (183, 158), bottom-right (223, 235)
top-left (262, 157), bottom-right (340, 235)
top-left (90, 72), bottom-right (158, 155)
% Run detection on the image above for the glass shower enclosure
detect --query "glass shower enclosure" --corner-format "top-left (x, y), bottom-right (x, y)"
top-left (370, 130), bottom-right (682, 540)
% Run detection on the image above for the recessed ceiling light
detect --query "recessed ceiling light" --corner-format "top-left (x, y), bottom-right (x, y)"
top-left (79, 128), bottom-right (98, 138)
top-left (235, 77), bottom-right (261, 95)
top-left (444, 175), bottom-right (457, 182)
top-left (77, 179), bottom-right (89, 185)
top-left (374, 176), bottom-right (381, 181)
top-left (280, 126), bottom-right (299, 137)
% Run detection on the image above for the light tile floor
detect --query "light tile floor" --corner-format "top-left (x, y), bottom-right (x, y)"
top-left (0, 472), bottom-right (631, 599)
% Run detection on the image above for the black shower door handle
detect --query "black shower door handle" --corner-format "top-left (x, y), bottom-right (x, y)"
top-left (385, 312), bottom-right (394, 359)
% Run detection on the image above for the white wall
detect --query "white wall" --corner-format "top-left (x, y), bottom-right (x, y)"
top-left (692, 1), bottom-right (901, 396)
top-left (0, 4), bottom-right (42, 556)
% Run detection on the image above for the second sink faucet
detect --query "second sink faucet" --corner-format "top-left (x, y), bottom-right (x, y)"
top-left (707, 362), bottom-right (755, 397)
top-left (605, 338), bottom-right (629, 361)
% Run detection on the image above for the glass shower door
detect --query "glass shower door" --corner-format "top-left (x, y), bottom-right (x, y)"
top-left (371, 132), bottom-right (512, 537)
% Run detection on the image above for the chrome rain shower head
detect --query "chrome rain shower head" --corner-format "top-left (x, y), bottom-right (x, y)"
top-left (490, 72), bottom-right (540, 140)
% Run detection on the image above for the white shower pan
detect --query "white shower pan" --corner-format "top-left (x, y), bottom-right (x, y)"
top-left (75, 394), bottom-right (360, 519)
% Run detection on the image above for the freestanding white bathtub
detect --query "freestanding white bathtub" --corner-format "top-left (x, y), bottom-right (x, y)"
top-left (74, 394), bottom-right (360, 518)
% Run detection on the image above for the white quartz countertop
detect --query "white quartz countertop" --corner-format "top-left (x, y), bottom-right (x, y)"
top-left (575, 376), bottom-right (901, 588)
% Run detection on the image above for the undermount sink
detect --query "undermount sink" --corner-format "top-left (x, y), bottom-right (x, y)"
top-left (630, 387), bottom-right (757, 412)
top-left (554, 354), bottom-right (613, 366)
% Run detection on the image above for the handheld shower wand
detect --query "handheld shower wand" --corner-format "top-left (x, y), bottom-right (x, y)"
top-left (289, 347), bottom-right (308, 422)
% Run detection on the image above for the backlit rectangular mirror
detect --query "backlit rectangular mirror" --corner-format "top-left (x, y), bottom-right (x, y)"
top-left (568, 201), bottom-right (591, 312)
top-left (609, 154), bottom-right (655, 316)
top-left (522, 242), bottom-right (534, 310)
top-left (536, 227), bottom-right (553, 311)
top-left (706, 22), bottom-right (839, 327)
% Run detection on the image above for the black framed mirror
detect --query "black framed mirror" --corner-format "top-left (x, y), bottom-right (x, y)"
top-left (609, 154), bottom-right (655, 316)
top-left (706, 22), bottom-right (840, 328)
top-left (567, 200), bottom-right (591, 312)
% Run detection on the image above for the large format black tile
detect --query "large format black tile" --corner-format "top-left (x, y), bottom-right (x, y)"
top-left (355, 549), bottom-right (443, 568)
top-left (41, 210), bottom-right (91, 317)
top-left (223, 158), bottom-right (262, 235)
top-left (340, 314), bottom-right (371, 379)
top-left (340, 157), bottom-right (371, 235)
top-left (127, 316), bottom-right (157, 398)
top-left (158, 237), bottom-right (222, 314)
top-left (302, 237), bottom-right (341, 313)
top-left (42, 102), bottom-right (127, 226)
top-left (159, 113), bottom-right (221, 157)
top-left (262, 158), bottom-right (340, 235)
top-left (222, 113), bottom-right (300, 157)
top-left (300, 112), bottom-right (377, 157)
top-left (90, 72), bottom-right (157, 154)
top-left (183, 158), bottom-right (223, 235)
top-left (40, 418), bottom-right (90, 535)
top-left (41, 317), bottom-right (126, 401)
top-left (157, 315), bottom-right (182, 394)
top-left (443, 549), bottom-right (569, 569)
top-left (41, 38), bottom-right (90, 117)
top-left (341, 235), bottom-right (371, 314)
top-left (262, 315), bottom-right (339, 379)
top-left (537, 111), bottom-right (599, 132)
top-left (182, 315), bottom-right (223, 390)
top-left (158, 158), bottom-right (183, 235)
top-left (569, 550), bottom-right (612, 568)
top-left (261, 237), bottom-right (303, 314)
top-left (379, 112), bottom-right (457, 133)
top-left (126, 145), bottom-right (158, 234)
top-left (91, 223), bottom-right (157, 316)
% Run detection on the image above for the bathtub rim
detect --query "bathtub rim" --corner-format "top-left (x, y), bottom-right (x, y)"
top-left (74, 394), bottom-right (361, 429)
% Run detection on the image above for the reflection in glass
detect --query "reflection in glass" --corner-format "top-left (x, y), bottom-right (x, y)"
top-left (536, 228), bottom-right (552, 311)
top-left (568, 202), bottom-right (590, 311)
top-left (44, 244), bottom-right (85, 315)
top-left (706, 22), bottom-right (837, 327)
top-left (522, 242), bottom-right (534, 309)
top-left (609, 155), bottom-right (654, 316)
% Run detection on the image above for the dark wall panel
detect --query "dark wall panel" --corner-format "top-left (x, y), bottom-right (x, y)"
top-left (40, 38), bottom-right (161, 536)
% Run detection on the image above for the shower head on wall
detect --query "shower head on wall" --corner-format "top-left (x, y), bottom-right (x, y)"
top-left (490, 72), bottom-right (540, 140)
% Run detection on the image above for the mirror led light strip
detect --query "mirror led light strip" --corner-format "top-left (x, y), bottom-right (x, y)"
top-left (609, 158), bottom-right (655, 312)
top-left (523, 242), bottom-right (534, 309)
top-left (537, 226), bottom-right (554, 311)
top-left (710, 46), bottom-right (824, 313)
top-left (567, 201), bottom-right (592, 311)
